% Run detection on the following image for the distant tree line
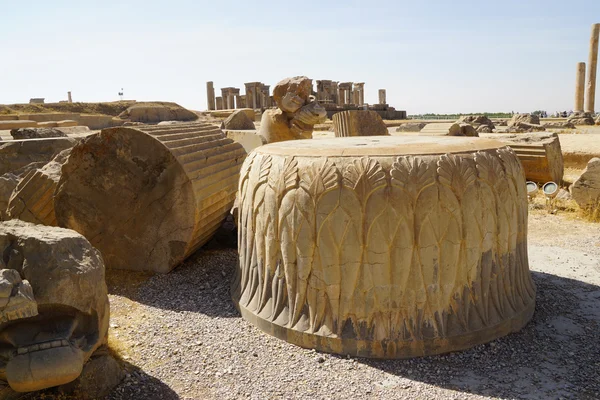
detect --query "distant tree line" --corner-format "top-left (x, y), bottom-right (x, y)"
top-left (408, 112), bottom-right (513, 119)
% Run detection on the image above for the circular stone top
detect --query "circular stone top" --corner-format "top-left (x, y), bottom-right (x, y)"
top-left (256, 136), bottom-right (506, 157)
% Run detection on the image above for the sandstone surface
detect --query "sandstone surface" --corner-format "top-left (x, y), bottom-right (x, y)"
top-left (10, 128), bottom-right (67, 140)
top-left (234, 136), bottom-right (535, 358)
top-left (0, 137), bottom-right (76, 176)
top-left (0, 220), bottom-right (109, 393)
top-left (571, 157), bottom-right (600, 210)
top-left (332, 110), bottom-right (388, 137)
top-left (220, 110), bottom-right (255, 130)
top-left (55, 122), bottom-right (245, 273)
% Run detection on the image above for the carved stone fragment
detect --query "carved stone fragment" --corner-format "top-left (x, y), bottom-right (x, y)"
top-left (54, 122), bottom-right (246, 273)
top-left (332, 110), bottom-right (388, 137)
top-left (233, 136), bottom-right (535, 358)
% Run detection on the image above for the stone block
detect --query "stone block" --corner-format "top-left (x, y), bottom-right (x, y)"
top-left (0, 137), bottom-right (76, 176)
top-left (0, 121), bottom-right (38, 130)
top-left (234, 136), bottom-right (535, 358)
top-left (224, 130), bottom-right (263, 154)
top-left (54, 122), bottom-right (246, 273)
top-left (571, 157), bottom-right (600, 210)
top-left (332, 110), bottom-right (388, 137)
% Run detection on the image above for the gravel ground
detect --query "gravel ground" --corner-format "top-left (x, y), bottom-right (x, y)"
top-left (30, 208), bottom-right (600, 400)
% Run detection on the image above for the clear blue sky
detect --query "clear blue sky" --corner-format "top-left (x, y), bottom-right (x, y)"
top-left (1, 0), bottom-right (599, 114)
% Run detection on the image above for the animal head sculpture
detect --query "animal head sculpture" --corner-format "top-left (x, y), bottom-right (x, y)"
top-left (259, 76), bottom-right (327, 143)
top-left (0, 220), bottom-right (109, 393)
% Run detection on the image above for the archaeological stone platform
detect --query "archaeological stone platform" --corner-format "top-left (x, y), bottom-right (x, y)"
top-left (233, 136), bottom-right (536, 358)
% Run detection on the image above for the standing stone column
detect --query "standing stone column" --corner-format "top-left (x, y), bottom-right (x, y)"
top-left (575, 62), bottom-right (586, 112)
top-left (216, 97), bottom-right (223, 110)
top-left (338, 88), bottom-right (345, 105)
top-left (206, 82), bottom-right (215, 110)
top-left (585, 23), bottom-right (600, 113)
top-left (378, 89), bottom-right (386, 104)
top-left (67, 91), bottom-right (72, 103)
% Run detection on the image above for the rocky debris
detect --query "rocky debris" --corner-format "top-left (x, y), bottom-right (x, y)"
top-left (596, 115), bottom-right (600, 125)
top-left (0, 220), bottom-right (109, 393)
top-left (419, 122), bottom-right (477, 137)
top-left (495, 119), bottom-right (508, 126)
top-left (54, 123), bottom-right (245, 273)
top-left (509, 121), bottom-right (546, 132)
top-left (0, 137), bottom-right (76, 176)
top-left (477, 125), bottom-right (492, 133)
top-left (220, 110), bottom-right (255, 131)
top-left (6, 149), bottom-right (71, 226)
top-left (333, 110), bottom-right (388, 137)
top-left (483, 132), bottom-right (563, 183)
top-left (457, 115), bottom-right (495, 130)
top-left (543, 121), bottom-right (576, 129)
top-left (508, 113), bottom-right (540, 127)
top-left (9, 127), bottom-right (68, 140)
top-left (567, 112), bottom-right (595, 126)
top-left (395, 122), bottom-right (426, 132)
top-left (118, 104), bottom-right (198, 124)
top-left (570, 157), bottom-right (600, 210)
top-left (458, 123), bottom-right (478, 137)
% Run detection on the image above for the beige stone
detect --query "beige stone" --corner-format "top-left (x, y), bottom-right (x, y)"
top-left (36, 122), bottom-right (58, 128)
top-left (458, 123), bottom-right (479, 137)
top-left (220, 110), bottom-right (255, 131)
top-left (571, 157), bottom-right (600, 210)
top-left (77, 114), bottom-right (117, 130)
top-left (233, 136), bottom-right (535, 358)
top-left (482, 132), bottom-right (563, 183)
top-left (56, 120), bottom-right (78, 127)
top-left (575, 62), bottom-right (586, 112)
top-left (567, 112), bottom-right (595, 126)
top-left (208, 108), bottom-right (255, 120)
top-left (0, 220), bottom-right (109, 392)
top-left (0, 174), bottom-right (19, 221)
top-left (17, 113), bottom-right (79, 123)
top-left (118, 104), bottom-right (198, 124)
top-left (508, 114), bottom-right (540, 127)
top-left (224, 130), bottom-right (264, 154)
top-left (332, 110), bottom-right (388, 137)
top-left (509, 121), bottom-right (546, 132)
top-left (6, 149), bottom-right (71, 226)
top-left (418, 122), bottom-right (461, 136)
top-left (0, 121), bottom-right (38, 130)
top-left (457, 115), bottom-right (495, 130)
top-left (0, 137), bottom-right (76, 176)
top-left (395, 122), bottom-right (426, 132)
top-left (258, 76), bottom-right (327, 144)
top-left (585, 24), bottom-right (600, 113)
top-left (54, 122), bottom-right (246, 273)
top-left (542, 121), bottom-right (576, 129)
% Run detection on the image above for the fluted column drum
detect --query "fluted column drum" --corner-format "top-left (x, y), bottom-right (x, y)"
top-left (233, 136), bottom-right (535, 358)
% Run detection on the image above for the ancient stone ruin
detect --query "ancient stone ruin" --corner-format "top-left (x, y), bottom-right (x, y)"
top-left (54, 122), bottom-right (246, 273)
top-left (257, 76), bottom-right (327, 144)
top-left (332, 110), bottom-right (388, 137)
top-left (233, 136), bottom-right (535, 358)
top-left (0, 220), bottom-right (110, 393)
top-left (571, 157), bottom-right (600, 211)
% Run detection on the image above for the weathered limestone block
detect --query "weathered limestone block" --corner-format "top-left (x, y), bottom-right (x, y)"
top-left (457, 115), bottom-right (495, 130)
top-left (0, 137), bottom-right (76, 176)
top-left (508, 113), bottom-right (540, 127)
top-left (6, 149), bottom-right (71, 226)
top-left (482, 132), bottom-right (564, 183)
top-left (220, 110), bottom-right (256, 130)
top-left (10, 128), bottom-right (67, 140)
top-left (571, 157), bottom-right (600, 210)
top-left (77, 114), bottom-right (117, 130)
top-left (395, 122), bottom-right (426, 132)
top-left (17, 113), bottom-right (79, 123)
top-left (332, 110), bottom-right (388, 137)
top-left (258, 76), bottom-right (327, 144)
top-left (509, 121), bottom-right (546, 132)
top-left (209, 108), bottom-right (255, 120)
top-left (458, 123), bottom-right (478, 137)
top-left (567, 112), bottom-right (595, 126)
top-left (55, 122), bottom-right (246, 273)
top-left (37, 122), bottom-right (58, 128)
top-left (0, 121), bottom-right (38, 130)
top-left (477, 125), bottom-right (492, 133)
top-left (118, 104), bottom-right (198, 123)
top-left (542, 121), bottom-right (576, 129)
top-left (419, 122), bottom-right (461, 136)
top-left (0, 220), bottom-right (109, 393)
top-left (233, 136), bottom-right (535, 358)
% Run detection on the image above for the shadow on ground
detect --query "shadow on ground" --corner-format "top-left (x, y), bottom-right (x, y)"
top-left (353, 271), bottom-right (600, 399)
top-left (106, 242), bottom-right (239, 318)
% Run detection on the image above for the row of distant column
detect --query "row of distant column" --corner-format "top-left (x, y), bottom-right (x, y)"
top-left (206, 82), bottom-right (271, 110)
top-left (315, 81), bottom-right (387, 106)
top-left (574, 23), bottom-right (600, 113)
